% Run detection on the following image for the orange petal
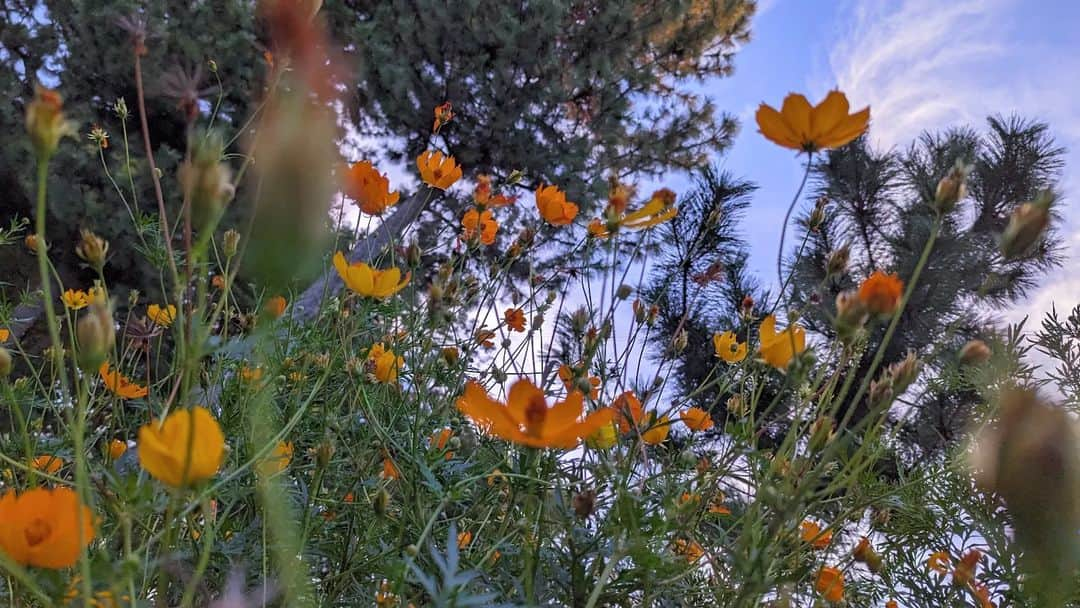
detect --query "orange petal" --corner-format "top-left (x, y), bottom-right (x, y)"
top-left (756, 104), bottom-right (801, 149)
top-left (780, 94), bottom-right (813, 145)
top-left (810, 90), bottom-right (849, 141)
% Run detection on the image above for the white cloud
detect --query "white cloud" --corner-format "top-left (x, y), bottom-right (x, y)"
top-left (827, 0), bottom-right (1080, 357)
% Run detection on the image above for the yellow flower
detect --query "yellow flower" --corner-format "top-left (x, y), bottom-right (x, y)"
top-left (590, 189), bottom-right (678, 238)
top-left (108, 440), bottom-right (128, 461)
top-left (586, 421), bottom-right (618, 449)
top-left (138, 406), bottom-right (225, 488)
top-left (343, 160), bottom-right (400, 215)
top-left (62, 289), bottom-right (89, 310)
top-left (240, 366), bottom-right (264, 384)
top-left (0, 487), bottom-right (95, 569)
top-left (462, 208), bottom-right (498, 245)
top-left (535, 185), bottom-right (579, 226)
top-left (99, 363), bottom-right (149, 400)
top-left (815, 566), bottom-right (845, 603)
top-left (260, 441), bottom-right (294, 475)
top-left (264, 295), bottom-right (288, 319)
top-left (333, 252), bottom-right (410, 299)
top-left (680, 407), bottom-right (714, 432)
top-left (32, 455), bottom-right (64, 475)
top-left (641, 414), bottom-right (670, 445)
top-left (456, 379), bottom-right (615, 449)
top-left (0, 328), bottom-right (9, 342)
top-left (712, 331), bottom-right (747, 363)
top-left (758, 314), bottom-right (806, 369)
top-left (756, 90), bottom-right (869, 152)
top-left (858, 270), bottom-right (904, 316)
top-left (367, 343), bottom-right (403, 383)
top-left (146, 303), bottom-right (176, 327)
top-left (416, 150), bottom-right (463, 190)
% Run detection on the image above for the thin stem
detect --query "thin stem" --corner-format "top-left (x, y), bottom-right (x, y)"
top-left (775, 155), bottom-right (814, 301)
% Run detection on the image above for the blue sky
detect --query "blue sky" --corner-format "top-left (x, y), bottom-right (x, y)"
top-left (704, 0), bottom-right (1080, 323)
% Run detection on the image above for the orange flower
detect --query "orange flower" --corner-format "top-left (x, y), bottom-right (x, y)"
top-left (462, 208), bottom-right (498, 245)
top-left (433, 101), bottom-right (453, 132)
top-left (504, 308), bottom-right (526, 332)
top-left (259, 441), bottom-right (294, 476)
top-left (952, 548), bottom-right (981, 587)
top-left (138, 406), bottom-right (225, 488)
top-left (927, 550), bottom-right (951, 575)
top-left (343, 161), bottom-right (400, 215)
top-left (380, 454), bottom-right (400, 480)
top-left (557, 364), bottom-right (600, 400)
top-left (32, 455), bottom-right (63, 475)
top-left (0, 328), bottom-right (9, 342)
top-left (0, 487), bottom-right (95, 569)
top-left (417, 150), bottom-right (462, 190)
top-left (333, 252), bottom-right (410, 299)
top-left (535, 185), bottom-right (579, 226)
top-left (973, 583), bottom-right (995, 608)
top-left (708, 493), bottom-right (731, 515)
top-left (474, 329), bottom-right (496, 349)
top-left (641, 414), bottom-right (670, 445)
top-left (756, 90), bottom-right (869, 152)
top-left (108, 439), bottom-right (128, 461)
top-left (613, 391), bottom-right (644, 433)
top-left (457, 530), bottom-right (472, 549)
top-left (589, 191), bottom-right (678, 238)
top-left (713, 331), bottom-right (747, 363)
top-left (681, 407), bottom-right (714, 431)
top-left (146, 303), bottom-right (176, 327)
top-left (211, 274), bottom-right (226, 290)
top-left (430, 428), bottom-right (454, 460)
top-left (264, 295), bottom-right (288, 319)
top-left (758, 315), bottom-right (806, 369)
top-left (473, 174), bottom-right (516, 207)
top-left (800, 520), bottom-right (832, 549)
top-left (673, 538), bottom-right (705, 563)
top-left (886, 601), bottom-right (899, 608)
top-left (858, 270), bottom-right (903, 316)
top-left (367, 343), bottom-right (404, 384)
top-left (456, 379), bottom-right (614, 449)
top-left (815, 566), bottom-right (845, 603)
top-left (99, 363), bottom-right (149, 400)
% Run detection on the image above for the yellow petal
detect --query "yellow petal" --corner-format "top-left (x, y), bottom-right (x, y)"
top-left (756, 104), bottom-right (801, 149)
top-left (810, 90), bottom-right (849, 142)
top-left (819, 106), bottom-right (870, 149)
top-left (780, 94), bottom-right (813, 145)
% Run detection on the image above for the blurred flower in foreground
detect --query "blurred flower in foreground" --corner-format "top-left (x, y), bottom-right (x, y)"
top-left (25, 85), bottom-right (75, 160)
top-left (800, 520), bottom-right (832, 550)
top-left (417, 150), bottom-right (462, 190)
top-left (681, 407), bottom-right (714, 432)
top-left (147, 303), bottom-right (176, 327)
top-left (456, 379), bottom-right (614, 449)
top-left (99, 363), bottom-right (148, 399)
top-left (139, 406), bottom-right (225, 488)
top-left (713, 330), bottom-right (747, 363)
top-left (32, 455), bottom-right (64, 474)
top-left (0, 487), bottom-right (95, 568)
top-left (264, 295), bottom-right (287, 319)
top-left (758, 315), bottom-right (806, 369)
top-left (343, 160), bottom-right (399, 215)
top-left (333, 252), bottom-right (410, 299)
top-left (536, 185), bottom-right (579, 226)
top-left (815, 566), bottom-right (844, 603)
top-left (756, 90), bottom-right (869, 153)
top-left (259, 441), bottom-right (294, 476)
top-left (77, 299), bottom-right (116, 372)
top-left (586, 421), bottom-right (618, 449)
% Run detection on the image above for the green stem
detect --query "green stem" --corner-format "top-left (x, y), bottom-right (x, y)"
top-left (33, 159), bottom-right (69, 398)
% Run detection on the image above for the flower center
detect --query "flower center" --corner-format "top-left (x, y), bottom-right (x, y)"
top-left (23, 518), bottom-right (52, 547)
top-left (523, 394), bottom-right (548, 437)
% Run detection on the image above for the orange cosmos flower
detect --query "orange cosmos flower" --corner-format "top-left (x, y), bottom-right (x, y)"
top-left (457, 530), bottom-right (472, 549)
top-left (108, 439), bottom-right (128, 461)
top-left (557, 364), bottom-right (601, 400)
top-left (681, 407), bottom-right (714, 432)
top-left (417, 150), bottom-right (462, 190)
top-left (63, 289), bottom-right (89, 310)
top-left (612, 391), bottom-right (644, 433)
top-left (430, 428), bottom-right (454, 460)
top-left (138, 406), bottom-right (225, 488)
top-left (886, 601), bottom-right (899, 608)
top-left (641, 414), bottom-right (670, 445)
top-left (800, 520), bottom-right (832, 549)
top-left (589, 190), bottom-right (678, 238)
top-left (0, 487), bottom-right (95, 569)
top-left (462, 208), bottom-right (498, 245)
top-left (32, 455), bottom-right (64, 475)
top-left (211, 274), bottom-right (226, 290)
top-left (504, 308), bottom-right (526, 332)
top-left (713, 331), bottom-right (747, 363)
top-left (0, 327), bottom-right (9, 342)
top-left (756, 90), bottom-right (869, 153)
top-left (815, 566), bottom-right (845, 603)
top-left (708, 493), bottom-right (731, 515)
top-left (473, 174), bottom-right (516, 207)
top-left (433, 101), bottom-right (453, 133)
top-left (343, 160), bottom-right (400, 215)
top-left (973, 583), bottom-right (995, 608)
top-left (146, 303), bottom-right (176, 327)
top-left (456, 379), bottom-right (614, 449)
top-left (367, 343), bottom-right (403, 383)
top-left (380, 453), bottom-right (400, 480)
top-left (858, 270), bottom-right (903, 316)
top-left (264, 295), bottom-right (288, 319)
top-left (333, 252), bottom-right (410, 299)
top-left (952, 548), bottom-right (981, 587)
top-left (673, 538), bottom-right (705, 563)
top-left (927, 550), bottom-right (951, 575)
top-left (474, 328), bottom-right (496, 349)
top-left (535, 185), bottom-right (579, 226)
top-left (99, 363), bottom-right (149, 399)
top-left (758, 315), bottom-right (806, 369)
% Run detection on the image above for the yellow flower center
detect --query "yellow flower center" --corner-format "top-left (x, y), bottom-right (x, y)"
top-left (23, 518), bottom-right (52, 547)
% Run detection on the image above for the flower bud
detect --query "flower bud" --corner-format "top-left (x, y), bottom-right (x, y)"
top-left (440, 346), bottom-right (459, 365)
top-left (0, 347), bottom-right (12, 377)
top-left (933, 159), bottom-right (971, 214)
top-left (959, 339), bottom-right (992, 365)
top-left (75, 299), bottom-right (116, 372)
top-left (316, 439), bottom-right (335, 468)
top-left (726, 394), bottom-right (747, 417)
top-left (826, 245), bottom-right (850, 276)
top-left (808, 196), bottom-right (828, 232)
top-left (1000, 190), bottom-right (1053, 260)
top-left (372, 488), bottom-right (390, 517)
top-left (615, 284), bottom-right (633, 300)
top-left (179, 131), bottom-right (234, 232)
top-left (740, 295), bottom-right (755, 319)
top-left (869, 377), bottom-right (894, 409)
top-left (671, 328), bottom-right (688, 354)
top-left (222, 229), bottom-right (240, 258)
top-left (809, 416), bottom-right (835, 452)
top-left (834, 290), bottom-right (868, 343)
top-left (75, 229), bottom-right (109, 271)
top-left (887, 350), bottom-right (921, 393)
top-left (25, 233), bottom-right (43, 253)
top-left (25, 85), bottom-right (74, 160)
top-left (573, 489), bottom-right (597, 519)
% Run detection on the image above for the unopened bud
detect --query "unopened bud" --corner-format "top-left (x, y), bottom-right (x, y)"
top-left (740, 295), bottom-right (755, 319)
top-left (1000, 190), bottom-right (1053, 260)
top-left (75, 229), bottom-right (109, 271)
top-left (75, 299), bottom-right (116, 372)
top-left (808, 196), bottom-right (828, 232)
top-left (572, 489), bottom-right (597, 519)
top-left (726, 394), bottom-right (747, 417)
top-left (372, 488), bottom-right (390, 517)
top-left (316, 440), bottom-right (335, 468)
top-left (179, 131), bottom-right (234, 232)
top-left (887, 350), bottom-right (921, 393)
top-left (506, 169), bottom-right (525, 185)
top-left (0, 347), bottom-right (12, 377)
top-left (25, 233), bottom-right (43, 253)
top-left (406, 242), bottom-right (422, 267)
top-left (440, 346), bottom-right (459, 365)
top-left (959, 339), bottom-right (992, 365)
top-left (223, 229), bottom-right (240, 258)
top-left (933, 159), bottom-right (972, 214)
top-left (869, 377), bottom-right (894, 408)
top-left (809, 416), bottom-right (835, 452)
top-left (615, 284), bottom-right (633, 300)
top-left (834, 290), bottom-right (868, 343)
top-left (26, 85), bottom-right (74, 160)
top-left (672, 329), bottom-right (688, 354)
top-left (826, 245), bottom-right (850, 276)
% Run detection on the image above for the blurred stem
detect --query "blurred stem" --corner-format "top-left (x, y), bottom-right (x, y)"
top-left (33, 158), bottom-right (69, 400)
top-left (179, 495), bottom-right (217, 608)
top-left (73, 378), bottom-right (94, 601)
top-left (4, 382), bottom-right (36, 487)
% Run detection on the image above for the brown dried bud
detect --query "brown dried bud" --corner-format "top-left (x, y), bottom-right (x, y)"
top-left (440, 346), bottom-right (459, 366)
top-left (1001, 190), bottom-right (1053, 260)
top-left (808, 196), bottom-right (828, 232)
top-left (672, 328), bottom-right (688, 354)
top-left (826, 245), bottom-right (850, 276)
top-left (222, 229), bottom-right (241, 258)
top-left (315, 439), bottom-right (335, 468)
top-left (740, 295), bottom-right (755, 319)
top-left (75, 229), bottom-right (109, 271)
top-left (959, 339), bottom-right (992, 365)
top-left (572, 489), bottom-right (597, 519)
top-left (809, 416), bottom-right (835, 452)
top-left (726, 394), bottom-right (747, 417)
top-left (869, 377), bottom-right (894, 409)
top-left (887, 350), bottom-right (922, 393)
top-left (615, 284), bottom-right (633, 300)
